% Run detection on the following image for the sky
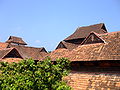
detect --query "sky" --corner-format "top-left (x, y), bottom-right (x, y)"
top-left (0, 0), bottom-right (120, 51)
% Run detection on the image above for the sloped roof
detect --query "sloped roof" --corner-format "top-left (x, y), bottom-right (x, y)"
top-left (56, 41), bottom-right (79, 50)
top-left (64, 23), bottom-right (107, 41)
top-left (8, 44), bottom-right (47, 60)
top-left (0, 42), bottom-right (9, 49)
top-left (0, 48), bottom-right (23, 59)
top-left (44, 48), bottom-right (69, 61)
top-left (48, 31), bottom-right (120, 61)
top-left (6, 36), bottom-right (27, 45)
top-left (64, 31), bottom-right (120, 61)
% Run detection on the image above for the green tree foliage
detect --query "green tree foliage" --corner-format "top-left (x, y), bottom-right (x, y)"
top-left (0, 58), bottom-right (71, 90)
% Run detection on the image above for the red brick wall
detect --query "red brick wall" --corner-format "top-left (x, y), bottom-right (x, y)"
top-left (64, 72), bottom-right (120, 90)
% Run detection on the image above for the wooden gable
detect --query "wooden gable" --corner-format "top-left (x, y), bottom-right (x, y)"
top-left (40, 48), bottom-right (47, 53)
top-left (56, 42), bottom-right (67, 49)
top-left (3, 48), bottom-right (23, 59)
top-left (81, 32), bottom-right (105, 45)
top-left (101, 23), bottom-right (108, 33)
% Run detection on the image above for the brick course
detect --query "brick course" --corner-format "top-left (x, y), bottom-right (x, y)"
top-left (64, 72), bottom-right (120, 90)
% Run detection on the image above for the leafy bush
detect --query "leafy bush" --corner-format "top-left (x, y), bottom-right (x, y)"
top-left (0, 58), bottom-right (71, 90)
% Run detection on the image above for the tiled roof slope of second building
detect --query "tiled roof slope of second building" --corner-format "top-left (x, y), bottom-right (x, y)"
top-left (64, 31), bottom-right (120, 61)
top-left (6, 36), bottom-right (27, 45)
top-left (44, 48), bottom-right (69, 61)
top-left (8, 44), bottom-right (48, 60)
top-left (64, 23), bottom-right (108, 41)
top-left (47, 31), bottom-right (120, 61)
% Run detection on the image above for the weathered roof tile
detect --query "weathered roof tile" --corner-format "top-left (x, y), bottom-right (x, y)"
top-left (8, 44), bottom-right (48, 60)
top-left (64, 23), bottom-right (107, 41)
top-left (49, 31), bottom-right (120, 61)
top-left (6, 36), bottom-right (27, 45)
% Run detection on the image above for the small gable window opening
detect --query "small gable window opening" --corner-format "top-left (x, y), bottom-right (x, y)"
top-left (91, 35), bottom-right (94, 41)
top-left (81, 33), bottom-right (105, 45)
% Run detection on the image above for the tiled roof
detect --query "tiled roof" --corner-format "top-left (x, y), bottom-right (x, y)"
top-left (0, 36), bottom-right (48, 61)
top-left (0, 48), bottom-right (13, 59)
top-left (0, 42), bottom-right (9, 49)
top-left (0, 48), bottom-right (23, 59)
top-left (64, 23), bottom-right (107, 41)
top-left (6, 36), bottom-right (27, 45)
top-left (44, 48), bottom-right (69, 61)
top-left (64, 31), bottom-right (120, 61)
top-left (56, 41), bottom-right (79, 50)
top-left (48, 31), bottom-right (120, 61)
top-left (1, 58), bottom-right (22, 63)
top-left (8, 44), bottom-right (47, 60)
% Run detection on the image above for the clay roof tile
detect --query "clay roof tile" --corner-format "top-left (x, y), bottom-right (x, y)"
top-left (64, 23), bottom-right (107, 41)
top-left (6, 36), bottom-right (27, 45)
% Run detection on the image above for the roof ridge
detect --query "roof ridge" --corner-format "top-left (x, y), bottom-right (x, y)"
top-left (9, 36), bottom-right (22, 39)
top-left (64, 23), bottom-right (107, 41)
top-left (77, 23), bottom-right (104, 29)
top-left (99, 31), bottom-right (120, 36)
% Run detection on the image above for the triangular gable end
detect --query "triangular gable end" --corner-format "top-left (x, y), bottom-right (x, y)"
top-left (40, 48), bottom-right (47, 53)
top-left (101, 23), bottom-right (108, 33)
top-left (2, 48), bottom-right (23, 59)
top-left (8, 36), bottom-right (11, 40)
top-left (56, 41), bottom-right (67, 49)
top-left (81, 32), bottom-right (105, 45)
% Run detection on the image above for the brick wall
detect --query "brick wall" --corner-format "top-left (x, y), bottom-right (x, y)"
top-left (64, 72), bottom-right (120, 90)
